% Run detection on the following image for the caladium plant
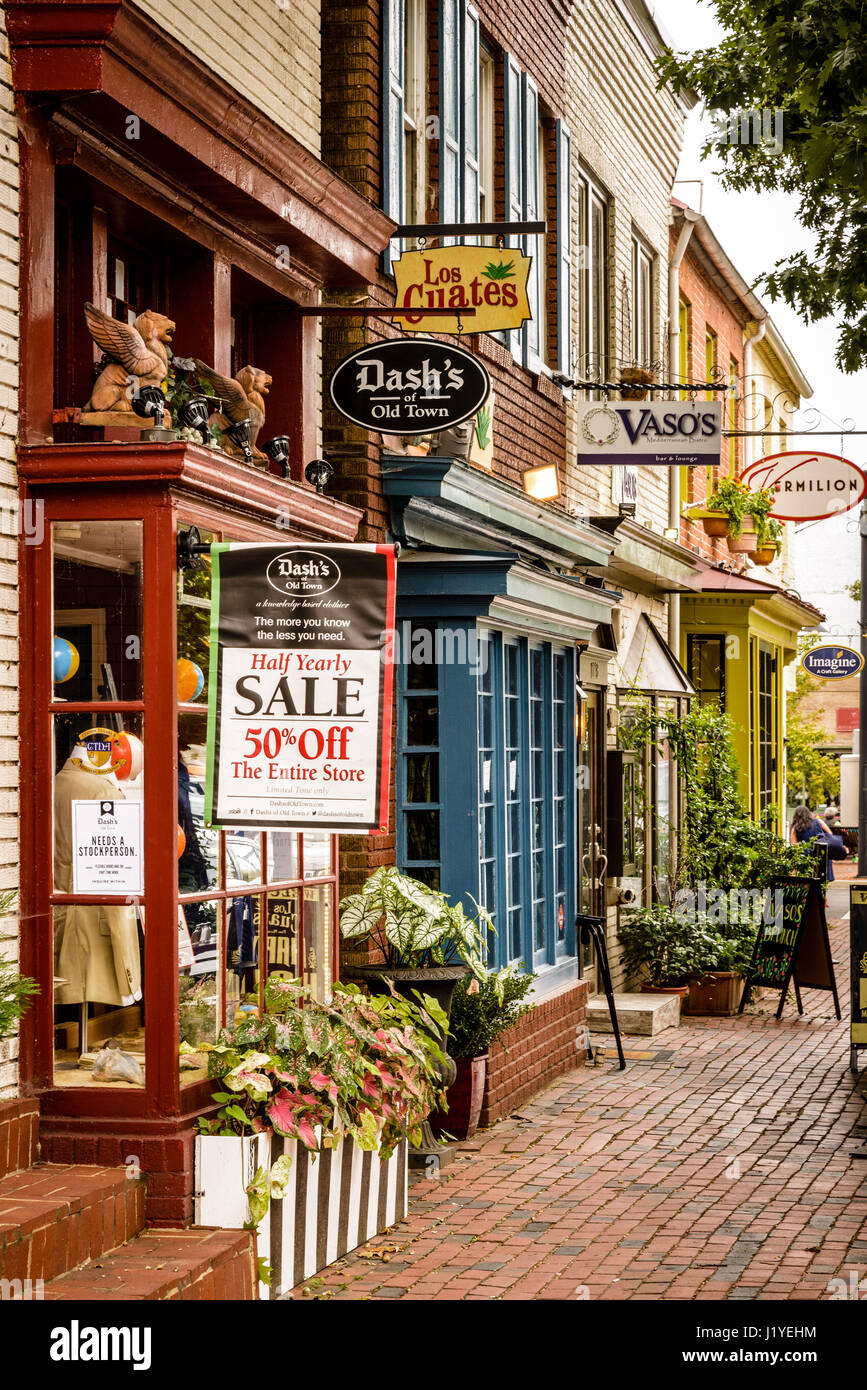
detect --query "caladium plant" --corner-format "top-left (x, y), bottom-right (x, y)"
top-left (339, 865), bottom-right (492, 978)
top-left (198, 976), bottom-right (449, 1185)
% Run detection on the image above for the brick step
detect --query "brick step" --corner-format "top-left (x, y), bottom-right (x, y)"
top-left (0, 1164), bottom-right (145, 1283)
top-left (0, 1099), bottom-right (39, 1178)
top-left (44, 1227), bottom-right (257, 1300)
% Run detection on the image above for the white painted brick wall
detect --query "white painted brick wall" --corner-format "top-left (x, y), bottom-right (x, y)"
top-left (147, 0), bottom-right (321, 156)
top-left (0, 11), bottom-right (19, 1098)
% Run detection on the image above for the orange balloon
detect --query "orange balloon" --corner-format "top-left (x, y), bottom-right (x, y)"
top-left (177, 824), bottom-right (186, 859)
top-left (177, 658), bottom-right (203, 703)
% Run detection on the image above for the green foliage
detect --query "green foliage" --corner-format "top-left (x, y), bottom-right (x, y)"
top-left (847, 580), bottom-right (861, 602)
top-left (619, 701), bottom-right (813, 981)
top-left (619, 904), bottom-right (718, 986)
top-left (0, 894), bottom-right (38, 1040)
top-left (786, 640), bottom-right (841, 803)
top-left (448, 966), bottom-right (536, 1058)
top-left (197, 976), bottom-right (448, 1160)
top-left (339, 865), bottom-right (492, 980)
top-left (656, 2), bottom-right (867, 372)
top-left (706, 476), bottom-right (776, 538)
top-left (474, 404), bottom-right (492, 450)
top-left (482, 260), bottom-right (515, 281)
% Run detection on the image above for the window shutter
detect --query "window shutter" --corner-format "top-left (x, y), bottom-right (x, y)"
top-left (463, 6), bottom-right (480, 229)
top-left (439, 0), bottom-right (461, 242)
top-left (556, 119), bottom-right (572, 375)
top-left (382, 0), bottom-right (405, 272)
top-left (504, 54), bottom-right (523, 358)
top-left (522, 74), bottom-right (541, 367)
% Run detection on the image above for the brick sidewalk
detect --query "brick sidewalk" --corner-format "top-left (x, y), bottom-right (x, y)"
top-left (293, 911), bottom-right (867, 1301)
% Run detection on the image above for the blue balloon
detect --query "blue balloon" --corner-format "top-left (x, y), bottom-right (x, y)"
top-left (53, 636), bottom-right (79, 684)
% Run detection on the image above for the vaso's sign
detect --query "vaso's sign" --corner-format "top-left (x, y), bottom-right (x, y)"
top-left (740, 452), bottom-right (867, 521)
top-left (329, 339), bottom-right (490, 435)
top-left (392, 246), bottom-right (532, 335)
top-left (801, 645), bottom-right (864, 681)
top-left (576, 399), bottom-right (723, 467)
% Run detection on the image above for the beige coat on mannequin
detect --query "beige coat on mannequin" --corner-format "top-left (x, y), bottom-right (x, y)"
top-left (54, 757), bottom-right (142, 1007)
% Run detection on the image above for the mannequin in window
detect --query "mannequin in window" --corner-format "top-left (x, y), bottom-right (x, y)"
top-left (53, 737), bottom-right (142, 1009)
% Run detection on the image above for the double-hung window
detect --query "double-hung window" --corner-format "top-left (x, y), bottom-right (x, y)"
top-left (504, 56), bottom-right (550, 370)
top-left (382, 0), bottom-right (427, 268)
top-left (438, 0), bottom-right (490, 245)
top-left (576, 169), bottom-right (608, 376)
top-left (631, 234), bottom-right (654, 367)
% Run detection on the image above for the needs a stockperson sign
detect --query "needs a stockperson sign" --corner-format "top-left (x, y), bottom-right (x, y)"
top-left (576, 399), bottom-right (723, 467)
top-left (205, 544), bottom-right (396, 832)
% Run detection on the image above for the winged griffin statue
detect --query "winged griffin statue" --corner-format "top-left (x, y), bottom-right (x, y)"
top-left (83, 302), bottom-right (175, 421)
top-left (192, 359), bottom-right (272, 460)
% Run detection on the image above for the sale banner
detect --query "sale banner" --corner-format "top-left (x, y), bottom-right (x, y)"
top-left (204, 543), bottom-right (396, 832)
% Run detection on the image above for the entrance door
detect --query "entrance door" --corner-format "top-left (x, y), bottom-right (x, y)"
top-left (578, 689), bottom-right (605, 987)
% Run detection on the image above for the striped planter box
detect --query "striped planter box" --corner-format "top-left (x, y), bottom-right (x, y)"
top-left (194, 1133), bottom-right (408, 1299)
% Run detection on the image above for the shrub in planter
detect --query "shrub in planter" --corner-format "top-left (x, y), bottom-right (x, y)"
top-left (433, 966), bottom-right (536, 1139)
top-left (619, 903), bottom-right (718, 999)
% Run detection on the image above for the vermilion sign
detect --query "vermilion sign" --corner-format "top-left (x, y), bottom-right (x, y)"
top-left (740, 451), bottom-right (867, 521)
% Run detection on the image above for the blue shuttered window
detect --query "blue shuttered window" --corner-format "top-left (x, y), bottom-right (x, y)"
top-left (397, 626), bottom-right (577, 974)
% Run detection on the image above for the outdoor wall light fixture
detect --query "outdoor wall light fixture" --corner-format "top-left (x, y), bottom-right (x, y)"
top-left (304, 458), bottom-right (334, 493)
top-left (618, 500), bottom-right (637, 519)
top-left (522, 462), bottom-right (560, 501)
top-left (224, 418), bottom-right (253, 463)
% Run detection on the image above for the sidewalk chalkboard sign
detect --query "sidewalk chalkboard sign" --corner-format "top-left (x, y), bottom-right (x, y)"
top-left (850, 885), bottom-right (867, 1072)
top-left (739, 876), bottom-right (841, 1020)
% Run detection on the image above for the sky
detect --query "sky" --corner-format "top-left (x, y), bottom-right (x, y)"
top-left (648, 0), bottom-right (867, 471)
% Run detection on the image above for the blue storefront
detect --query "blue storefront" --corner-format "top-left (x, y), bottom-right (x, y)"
top-left (381, 453), bottom-right (620, 995)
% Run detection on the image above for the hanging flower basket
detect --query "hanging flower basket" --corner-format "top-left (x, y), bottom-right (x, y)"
top-left (726, 514), bottom-right (758, 553)
top-left (751, 546), bottom-right (777, 566)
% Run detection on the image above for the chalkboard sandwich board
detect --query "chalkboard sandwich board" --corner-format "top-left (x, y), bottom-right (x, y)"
top-left (739, 876), bottom-right (841, 1021)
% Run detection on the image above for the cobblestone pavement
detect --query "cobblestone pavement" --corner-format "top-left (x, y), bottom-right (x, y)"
top-left (293, 884), bottom-right (867, 1301)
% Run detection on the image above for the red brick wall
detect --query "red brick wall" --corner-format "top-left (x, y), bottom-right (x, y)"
top-left (0, 1098), bottom-right (39, 1178)
top-left (674, 227), bottom-right (749, 563)
top-left (480, 980), bottom-right (588, 1128)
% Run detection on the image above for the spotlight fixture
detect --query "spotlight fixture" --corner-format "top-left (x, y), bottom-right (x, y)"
top-left (304, 458), bottom-right (334, 494)
top-left (223, 418), bottom-right (253, 464)
top-left (178, 396), bottom-right (211, 444)
top-left (522, 462), bottom-right (560, 501)
top-left (263, 436), bottom-right (291, 478)
top-left (130, 385), bottom-right (167, 423)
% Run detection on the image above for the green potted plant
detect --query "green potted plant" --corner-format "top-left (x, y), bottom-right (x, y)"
top-left (339, 866), bottom-right (491, 1022)
top-left (195, 976), bottom-right (449, 1297)
top-left (433, 965), bottom-right (536, 1140)
top-left (704, 476), bottom-right (776, 554)
top-left (751, 515), bottom-right (783, 566)
top-left (619, 903), bottom-right (717, 1007)
top-left (0, 891), bottom-right (38, 1053)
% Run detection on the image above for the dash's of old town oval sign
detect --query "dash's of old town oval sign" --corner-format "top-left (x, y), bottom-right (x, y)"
top-left (801, 645), bottom-right (864, 681)
top-left (328, 338), bottom-right (491, 435)
top-left (739, 451), bottom-right (867, 521)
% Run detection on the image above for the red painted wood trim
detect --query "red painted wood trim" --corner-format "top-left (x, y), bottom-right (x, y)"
top-left (5, 1), bottom-right (395, 284)
top-left (19, 443), bottom-right (363, 540)
top-left (17, 107), bottom-right (55, 445)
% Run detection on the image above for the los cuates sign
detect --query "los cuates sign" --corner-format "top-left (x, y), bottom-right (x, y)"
top-left (329, 338), bottom-right (491, 435)
top-left (391, 245), bottom-right (532, 335)
top-left (739, 451), bottom-right (867, 521)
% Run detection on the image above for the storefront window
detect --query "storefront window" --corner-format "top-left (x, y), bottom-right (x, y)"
top-left (398, 623), bottom-right (441, 890)
top-left (52, 712), bottom-right (145, 1087)
top-left (174, 521), bottom-right (339, 1083)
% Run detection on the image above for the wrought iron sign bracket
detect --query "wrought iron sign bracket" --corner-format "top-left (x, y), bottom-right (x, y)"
top-left (391, 220), bottom-right (547, 239)
top-left (552, 372), bottom-right (732, 394)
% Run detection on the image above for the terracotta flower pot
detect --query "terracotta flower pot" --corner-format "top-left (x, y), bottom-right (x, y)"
top-left (431, 1053), bottom-right (488, 1141)
top-left (726, 515), bottom-right (758, 553)
top-left (640, 981), bottom-right (689, 1007)
top-left (750, 546), bottom-right (776, 566)
top-left (701, 513), bottom-right (730, 538)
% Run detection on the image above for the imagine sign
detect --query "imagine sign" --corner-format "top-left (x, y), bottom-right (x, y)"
top-left (801, 645), bottom-right (864, 681)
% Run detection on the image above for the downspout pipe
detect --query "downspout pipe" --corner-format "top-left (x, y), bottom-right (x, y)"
top-left (667, 208), bottom-right (699, 662)
top-left (741, 316), bottom-right (768, 471)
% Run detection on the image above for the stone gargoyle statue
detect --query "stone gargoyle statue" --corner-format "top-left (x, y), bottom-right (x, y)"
top-left (83, 302), bottom-right (175, 420)
top-left (193, 360), bottom-right (272, 460)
